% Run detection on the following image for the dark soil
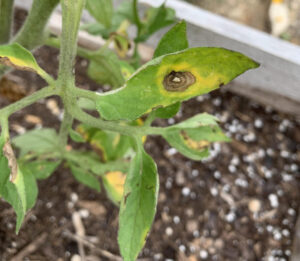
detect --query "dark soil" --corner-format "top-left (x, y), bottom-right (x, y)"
top-left (1, 8), bottom-right (300, 261)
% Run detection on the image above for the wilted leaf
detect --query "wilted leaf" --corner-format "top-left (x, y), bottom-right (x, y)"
top-left (118, 148), bottom-right (159, 261)
top-left (0, 43), bottom-right (51, 82)
top-left (96, 47), bottom-right (259, 121)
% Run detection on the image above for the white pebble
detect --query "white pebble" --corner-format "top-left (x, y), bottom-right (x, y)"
top-left (168, 118), bottom-right (175, 125)
top-left (199, 250), bottom-right (208, 259)
top-left (214, 171), bottom-right (221, 179)
top-left (273, 231), bottom-right (282, 241)
top-left (235, 178), bottom-right (248, 188)
top-left (225, 211), bottom-right (236, 223)
top-left (288, 208), bottom-right (296, 216)
top-left (282, 229), bottom-right (290, 237)
top-left (167, 148), bottom-right (177, 156)
top-left (165, 227), bottom-right (173, 236)
top-left (268, 194), bottom-right (279, 208)
top-left (182, 187), bottom-right (191, 197)
top-left (179, 245), bottom-right (186, 252)
top-left (173, 216), bottom-right (180, 224)
top-left (210, 187), bottom-right (218, 196)
top-left (228, 165), bottom-right (236, 173)
top-left (254, 119), bottom-right (263, 128)
top-left (191, 169), bottom-right (199, 177)
top-left (79, 209), bottom-right (89, 218)
top-left (70, 193), bottom-right (79, 203)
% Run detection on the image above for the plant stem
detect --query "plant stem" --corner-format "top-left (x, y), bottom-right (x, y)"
top-left (13, 0), bottom-right (59, 50)
top-left (71, 105), bottom-right (164, 137)
top-left (0, 0), bottom-right (14, 44)
top-left (0, 86), bottom-right (57, 118)
top-left (57, 0), bottom-right (86, 146)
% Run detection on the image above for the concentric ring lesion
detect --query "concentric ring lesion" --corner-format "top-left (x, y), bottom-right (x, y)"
top-left (163, 71), bottom-right (196, 92)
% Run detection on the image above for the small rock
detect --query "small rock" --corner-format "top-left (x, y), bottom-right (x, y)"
top-left (176, 171), bottom-right (186, 185)
top-left (199, 250), bottom-right (208, 259)
top-left (248, 199), bottom-right (262, 213)
top-left (25, 114), bottom-right (42, 125)
top-left (186, 220), bottom-right (198, 233)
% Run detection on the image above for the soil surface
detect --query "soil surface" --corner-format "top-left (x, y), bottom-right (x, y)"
top-left (1, 8), bottom-right (300, 261)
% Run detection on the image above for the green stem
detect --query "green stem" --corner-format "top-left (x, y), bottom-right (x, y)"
top-left (0, 86), bottom-right (58, 118)
top-left (0, 0), bottom-right (14, 44)
top-left (0, 117), bottom-right (9, 140)
top-left (71, 104), bottom-right (164, 137)
top-left (57, 0), bottom-right (86, 146)
top-left (13, 0), bottom-right (59, 50)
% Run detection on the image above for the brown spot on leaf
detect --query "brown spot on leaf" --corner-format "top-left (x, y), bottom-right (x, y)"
top-left (181, 131), bottom-right (210, 151)
top-left (3, 141), bottom-right (18, 182)
top-left (124, 192), bottom-right (131, 205)
top-left (163, 71), bottom-right (196, 92)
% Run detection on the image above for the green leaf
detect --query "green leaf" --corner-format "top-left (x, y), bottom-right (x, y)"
top-left (1, 166), bottom-right (37, 233)
top-left (77, 97), bottom-right (96, 111)
top-left (69, 163), bottom-right (101, 192)
top-left (0, 43), bottom-right (51, 82)
top-left (22, 160), bottom-right (61, 180)
top-left (152, 102), bottom-right (181, 119)
top-left (153, 21), bottom-right (188, 58)
top-left (118, 147), bottom-right (159, 261)
top-left (0, 137), bottom-right (10, 192)
top-left (69, 129), bottom-right (85, 143)
top-left (17, 164), bottom-right (38, 211)
top-left (87, 48), bottom-right (125, 89)
top-left (86, 0), bottom-right (113, 28)
top-left (96, 47), bottom-right (259, 121)
top-left (162, 113), bottom-right (230, 160)
top-left (1, 182), bottom-right (25, 233)
top-left (137, 4), bottom-right (176, 42)
top-left (12, 128), bottom-right (60, 157)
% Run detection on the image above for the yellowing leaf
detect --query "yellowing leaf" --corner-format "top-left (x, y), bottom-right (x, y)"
top-left (103, 171), bottom-right (126, 204)
top-left (96, 47), bottom-right (259, 120)
top-left (0, 43), bottom-right (53, 84)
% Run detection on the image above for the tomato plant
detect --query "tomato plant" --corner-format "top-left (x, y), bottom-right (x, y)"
top-left (0, 0), bottom-right (259, 260)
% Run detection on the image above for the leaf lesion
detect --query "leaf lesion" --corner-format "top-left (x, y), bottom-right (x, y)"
top-left (163, 70), bottom-right (196, 92)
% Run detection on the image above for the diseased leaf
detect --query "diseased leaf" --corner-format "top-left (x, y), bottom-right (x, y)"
top-left (118, 148), bottom-right (159, 261)
top-left (3, 140), bottom-right (18, 181)
top-left (96, 47), bottom-right (259, 121)
top-left (154, 21), bottom-right (188, 58)
top-left (69, 163), bottom-right (101, 192)
top-left (0, 43), bottom-right (51, 81)
top-left (87, 48), bottom-right (125, 89)
top-left (103, 171), bottom-right (126, 205)
top-left (12, 128), bottom-right (60, 157)
top-left (162, 113), bottom-right (230, 160)
top-left (77, 124), bottom-right (133, 162)
top-left (69, 129), bottom-right (85, 143)
top-left (86, 0), bottom-right (113, 28)
top-left (23, 160), bottom-right (61, 180)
